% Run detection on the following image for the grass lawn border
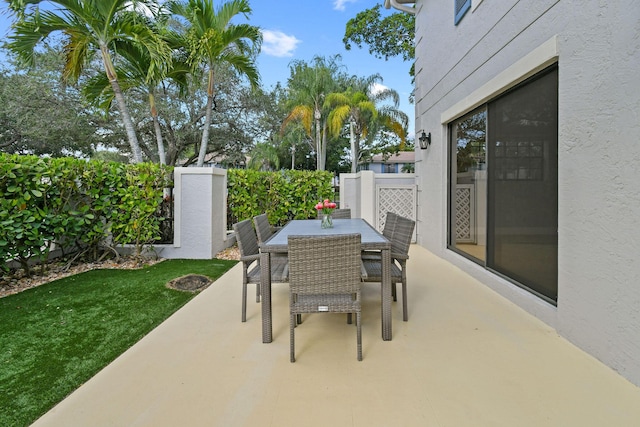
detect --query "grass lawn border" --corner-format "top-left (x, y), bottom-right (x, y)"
top-left (0, 258), bottom-right (237, 427)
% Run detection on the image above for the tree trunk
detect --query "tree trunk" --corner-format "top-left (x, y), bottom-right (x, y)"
top-left (320, 121), bottom-right (329, 171)
top-left (149, 92), bottom-right (166, 165)
top-left (197, 67), bottom-right (215, 167)
top-left (101, 45), bottom-right (143, 163)
top-left (350, 120), bottom-right (358, 173)
top-left (314, 107), bottom-right (323, 170)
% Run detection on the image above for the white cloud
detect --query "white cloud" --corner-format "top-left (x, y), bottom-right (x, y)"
top-left (261, 30), bottom-right (301, 57)
top-left (333, 0), bottom-right (358, 11)
top-left (370, 83), bottom-right (389, 95)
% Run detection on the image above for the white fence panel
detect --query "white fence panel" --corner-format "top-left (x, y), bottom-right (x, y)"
top-left (376, 185), bottom-right (417, 242)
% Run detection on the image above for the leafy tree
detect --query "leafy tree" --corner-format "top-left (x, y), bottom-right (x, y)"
top-left (4, 0), bottom-right (172, 163)
top-left (282, 55), bottom-right (346, 171)
top-left (127, 62), bottom-right (260, 168)
top-left (325, 74), bottom-right (408, 172)
top-left (92, 150), bottom-right (130, 163)
top-left (343, 4), bottom-right (415, 62)
top-left (280, 123), bottom-right (316, 170)
top-left (401, 162), bottom-right (415, 173)
top-left (343, 4), bottom-right (415, 80)
top-left (168, 0), bottom-right (261, 167)
top-left (248, 142), bottom-right (279, 171)
top-left (0, 48), bottom-right (111, 157)
top-left (82, 15), bottom-right (190, 165)
top-left (325, 88), bottom-right (376, 173)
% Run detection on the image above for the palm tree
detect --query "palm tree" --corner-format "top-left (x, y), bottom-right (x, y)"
top-left (282, 55), bottom-right (344, 171)
top-left (248, 142), bottom-right (279, 171)
top-left (325, 88), bottom-right (376, 173)
top-left (325, 74), bottom-right (408, 172)
top-left (4, 0), bottom-right (172, 163)
top-left (168, 0), bottom-right (261, 167)
top-left (83, 18), bottom-right (190, 165)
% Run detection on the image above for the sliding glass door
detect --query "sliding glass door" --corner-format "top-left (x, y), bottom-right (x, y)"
top-left (449, 65), bottom-right (558, 303)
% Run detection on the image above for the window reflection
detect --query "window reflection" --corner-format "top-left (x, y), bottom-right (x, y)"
top-left (450, 108), bottom-right (487, 261)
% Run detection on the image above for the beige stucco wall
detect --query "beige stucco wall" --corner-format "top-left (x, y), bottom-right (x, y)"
top-left (413, 0), bottom-right (640, 386)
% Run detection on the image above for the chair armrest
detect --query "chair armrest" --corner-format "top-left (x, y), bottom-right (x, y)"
top-left (391, 252), bottom-right (409, 261)
top-left (240, 253), bottom-right (261, 263)
top-left (360, 260), bottom-right (368, 280)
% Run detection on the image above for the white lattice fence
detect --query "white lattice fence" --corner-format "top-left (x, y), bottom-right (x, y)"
top-left (376, 185), bottom-right (416, 242)
top-left (455, 185), bottom-right (474, 243)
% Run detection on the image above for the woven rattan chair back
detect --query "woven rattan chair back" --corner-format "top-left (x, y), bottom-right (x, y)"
top-left (288, 233), bottom-right (363, 361)
top-left (253, 213), bottom-right (273, 244)
top-left (361, 212), bottom-right (397, 260)
top-left (315, 208), bottom-right (351, 219)
top-left (331, 208), bottom-right (352, 219)
top-left (232, 219), bottom-right (260, 322)
top-left (382, 212), bottom-right (399, 239)
top-left (391, 215), bottom-right (414, 257)
top-left (234, 219), bottom-right (259, 258)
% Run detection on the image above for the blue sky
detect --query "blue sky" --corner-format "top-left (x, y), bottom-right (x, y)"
top-left (249, 0), bottom-right (414, 133)
top-left (0, 0), bottom-right (414, 134)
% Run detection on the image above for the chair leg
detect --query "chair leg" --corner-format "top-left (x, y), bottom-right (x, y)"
top-left (392, 283), bottom-right (397, 302)
top-left (290, 313), bottom-right (296, 363)
top-left (241, 282), bottom-right (247, 322)
top-left (402, 281), bottom-right (408, 322)
top-left (347, 313), bottom-right (352, 324)
top-left (256, 282), bottom-right (261, 303)
top-left (356, 311), bottom-right (362, 361)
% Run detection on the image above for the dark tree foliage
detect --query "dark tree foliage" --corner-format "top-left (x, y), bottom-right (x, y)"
top-left (107, 63), bottom-right (263, 167)
top-left (0, 49), bottom-right (115, 158)
top-left (343, 4), bottom-right (415, 74)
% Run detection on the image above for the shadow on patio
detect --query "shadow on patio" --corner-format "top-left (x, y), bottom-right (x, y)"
top-left (32, 246), bottom-right (640, 427)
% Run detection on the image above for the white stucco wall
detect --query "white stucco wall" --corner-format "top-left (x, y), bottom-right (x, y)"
top-left (414, 0), bottom-right (640, 386)
top-left (154, 167), bottom-right (230, 259)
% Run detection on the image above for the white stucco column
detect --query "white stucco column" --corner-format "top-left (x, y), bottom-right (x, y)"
top-left (156, 167), bottom-right (229, 259)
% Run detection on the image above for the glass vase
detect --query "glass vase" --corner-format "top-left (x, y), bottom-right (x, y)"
top-left (321, 213), bottom-right (333, 229)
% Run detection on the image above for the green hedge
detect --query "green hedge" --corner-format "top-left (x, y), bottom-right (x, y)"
top-left (1, 154), bottom-right (335, 274)
top-left (227, 169), bottom-right (334, 226)
top-left (0, 154), bottom-right (171, 274)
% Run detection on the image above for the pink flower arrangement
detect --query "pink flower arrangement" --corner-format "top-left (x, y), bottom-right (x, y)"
top-left (315, 199), bottom-right (337, 215)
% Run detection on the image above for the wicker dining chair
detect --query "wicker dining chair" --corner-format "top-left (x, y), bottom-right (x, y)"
top-left (233, 219), bottom-right (288, 322)
top-left (254, 213), bottom-right (289, 274)
top-left (361, 212), bottom-right (398, 261)
top-left (288, 233), bottom-right (363, 362)
top-left (331, 208), bottom-right (352, 219)
top-left (361, 214), bottom-right (415, 321)
top-left (253, 213), bottom-right (281, 244)
top-left (315, 208), bottom-right (351, 219)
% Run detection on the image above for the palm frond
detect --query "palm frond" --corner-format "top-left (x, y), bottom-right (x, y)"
top-left (219, 51), bottom-right (260, 88)
top-left (83, 72), bottom-right (116, 114)
top-left (215, 0), bottom-right (251, 28)
top-left (327, 105), bottom-right (350, 137)
top-left (62, 27), bottom-right (91, 82)
top-left (283, 105), bottom-right (313, 136)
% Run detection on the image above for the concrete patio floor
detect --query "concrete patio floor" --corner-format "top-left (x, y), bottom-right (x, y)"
top-left (32, 245), bottom-right (640, 427)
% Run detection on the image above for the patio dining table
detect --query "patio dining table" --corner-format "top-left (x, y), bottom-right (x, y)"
top-left (259, 218), bottom-right (393, 343)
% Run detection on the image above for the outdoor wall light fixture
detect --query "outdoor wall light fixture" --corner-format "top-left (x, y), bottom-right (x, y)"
top-left (418, 131), bottom-right (431, 149)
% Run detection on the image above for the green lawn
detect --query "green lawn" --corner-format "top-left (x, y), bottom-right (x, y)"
top-left (0, 259), bottom-right (237, 427)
